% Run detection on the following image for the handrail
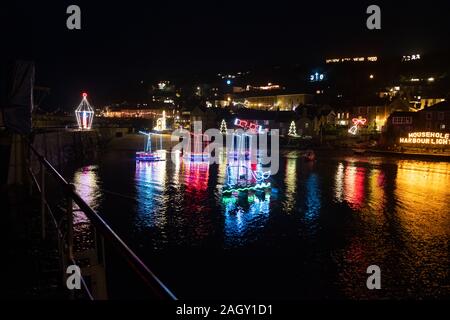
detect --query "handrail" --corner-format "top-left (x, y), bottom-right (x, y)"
top-left (27, 141), bottom-right (177, 300)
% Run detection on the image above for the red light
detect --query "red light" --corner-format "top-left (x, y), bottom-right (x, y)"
top-left (82, 92), bottom-right (88, 98)
top-left (352, 118), bottom-right (367, 125)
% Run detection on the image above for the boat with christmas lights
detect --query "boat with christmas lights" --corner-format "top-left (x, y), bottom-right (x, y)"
top-left (182, 132), bottom-right (211, 162)
top-left (222, 162), bottom-right (271, 194)
top-left (135, 131), bottom-right (165, 162)
top-left (227, 132), bottom-right (254, 160)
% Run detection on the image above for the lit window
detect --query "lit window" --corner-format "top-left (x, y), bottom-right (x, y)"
top-left (441, 124), bottom-right (446, 129)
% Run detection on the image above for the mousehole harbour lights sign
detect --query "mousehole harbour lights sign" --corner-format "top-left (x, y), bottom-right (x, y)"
top-left (75, 92), bottom-right (94, 130)
top-left (399, 132), bottom-right (450, 145)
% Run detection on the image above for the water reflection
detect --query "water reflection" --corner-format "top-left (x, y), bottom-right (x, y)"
top-left (73, 165), bottom-right (102, 215)
top-left (393, 160), bottom-right (450, 297)
top-left (283, 156), bottom-right (297, 213)
top-left (72, 146), bottom-right (450, 298)
top-left (305, 173), bottom-right (320, 221)
top-left (134, 161), bottom-right (168, 230)
top-left (332, 158), bottom-right (450, 298)
top-left (72, 165), bottom-right (102, 250)
top-left (222, 191), bottom-right (271, 246)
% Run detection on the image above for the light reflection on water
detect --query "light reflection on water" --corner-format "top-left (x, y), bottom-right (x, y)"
top-left (134, 161), bottom-right (168, 231)
top-left (222, 191), bottom-right (271, 246)
top-left (331, 157), bottom-right (450, 298)
top-left (72, 151), bottom-right (450, 299)
top-left (72, 165), bottom-right (102, 251)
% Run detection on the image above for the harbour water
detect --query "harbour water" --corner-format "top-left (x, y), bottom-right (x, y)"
top-left (71, 135), bottom-right (450, 299)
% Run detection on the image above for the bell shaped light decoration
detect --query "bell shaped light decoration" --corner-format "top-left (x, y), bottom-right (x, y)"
top-left (75, 92), bottom-right (94, 130)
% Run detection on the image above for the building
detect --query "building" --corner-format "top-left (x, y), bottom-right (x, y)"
top-left (350, 98), bottom-right (410, 132)
top-left (416, 100), bottom-right (450, 131)
top-left (214, 92), bottom-right (314, 111)
top-left (383, 100), bottom-right (450, 150)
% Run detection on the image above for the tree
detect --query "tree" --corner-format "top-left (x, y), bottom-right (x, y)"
top-left (288, 121), bottom-right (297, 136)
top-left (220, 119), bottom-right (227, 134)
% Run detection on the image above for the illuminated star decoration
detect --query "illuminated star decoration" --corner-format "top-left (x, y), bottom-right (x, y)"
top-left (348, 118), bottom-right (367, 135)
top-left (75, 92), bottom-right (94, 130)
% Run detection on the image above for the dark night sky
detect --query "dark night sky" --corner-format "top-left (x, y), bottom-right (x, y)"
top-left (2, 0), bottom-right (450, 109)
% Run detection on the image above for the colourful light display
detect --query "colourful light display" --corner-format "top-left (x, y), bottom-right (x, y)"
top-left (75, 92), bottom-right (94, 130)
top-left (234, 118), bottom-right (263, 133)
top-left (222, 182), bottom-right (271, 194)
top-left (229, 133), bottom-right (253, 160)
top-left (183, 132), bottom-right (211, 162)
top-left (136, 131), bottom-right (165, 161)
top-left (223, 162), bottom-right (271, 194)
top-left (348, 118), bottom-right (367, 135)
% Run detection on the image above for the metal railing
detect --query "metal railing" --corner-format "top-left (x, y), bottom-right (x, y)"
top-left (25, 137), bottom-right (177, 300)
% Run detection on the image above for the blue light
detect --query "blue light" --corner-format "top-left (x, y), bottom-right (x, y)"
top-left (226, 79), bottom-right (231, 85)
top-left (310, 72), bottom-right (325, 82)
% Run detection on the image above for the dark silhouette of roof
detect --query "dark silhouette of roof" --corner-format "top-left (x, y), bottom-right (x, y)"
top-left (420, 100), bottom-right (450, 112)
top-left (234, 109), bottom-right (295, 122)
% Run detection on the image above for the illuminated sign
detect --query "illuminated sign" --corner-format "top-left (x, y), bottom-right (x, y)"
top-left (399, 132), bottom-right (449, 145)
top-left (310, 72), bottom-right (324, 82)
top-left (348, 118), bottom-right (367, 135)
top-left (402, 54), bottom-right (421, 62)
top-left (234, 118), bottom-right (263, 133)
top-left (326, 56), bottom-right (378, 63)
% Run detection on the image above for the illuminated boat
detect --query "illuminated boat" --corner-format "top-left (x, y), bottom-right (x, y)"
top-left (183, 152), bottom-right (210, 162)
top-left (222, 162), bottom-right (271, 194)
top-left (135, 151), bottom-right (163, 161)
top-left (135, 131), bottom-right (165, 162)
top-left (227, 150), bottom-right (250, 160)
top-left (182, 132), bottom-right (210, 162)
top-left (227, 132), bottom-right (252, 160)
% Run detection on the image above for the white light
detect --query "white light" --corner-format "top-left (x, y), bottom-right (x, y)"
top-left (153, 110), bottom-right (167, 131)
top-left (369, 74), bottom-right (374, 79)
top-left (428, 77), bottom-right (435, 82)
top-left (75, 93), bottom-right (94, 130)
